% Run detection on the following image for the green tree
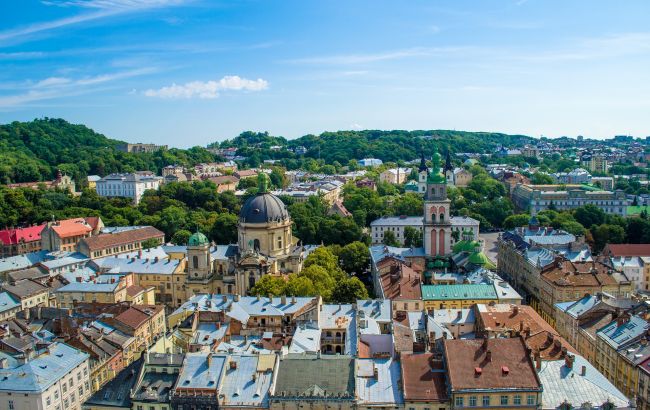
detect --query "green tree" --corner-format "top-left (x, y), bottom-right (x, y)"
top-left (591, 224), bottom-right (625, 253)
top-left (404, 226), bottom-right (423, 247)
top-left (339, 242), bottom-right (370, 274)
top-left (382, 231), bottom-right (400, 246)
top-left (250, 275), bottom-right (287, 296)
top-left (210, 213), bottom-right (238, 244)
top-left (503, 214), bottom-right (531, 229)
top-left (331, 277), bottom-right (369, 303)
top-left (574, 205), bottom-right (606, 228)
top-left (171, 229), bottom-right (191, 245)
top-left (531, 173), bottom-right (554, 184)
top-left (141, 238), bottom-right (160, 249)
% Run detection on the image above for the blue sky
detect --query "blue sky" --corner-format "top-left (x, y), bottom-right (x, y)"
top-left (1, 1), bottom-right (649, 147)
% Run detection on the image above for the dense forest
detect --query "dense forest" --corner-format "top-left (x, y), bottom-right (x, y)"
top-left (0, 118), bottom-right (217, 184)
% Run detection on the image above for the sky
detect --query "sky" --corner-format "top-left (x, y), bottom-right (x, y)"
top-left (1, 1), bottom-right (650, 147)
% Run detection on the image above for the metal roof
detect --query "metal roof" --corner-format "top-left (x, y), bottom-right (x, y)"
top-left (176, 353), bottom-right (226, 390)
top-left (220, 354), bottom-right (275, 407)
top-left (355, 358), bottom-right (404, 404)
top-left (421, 284), bottom-right (497, 301)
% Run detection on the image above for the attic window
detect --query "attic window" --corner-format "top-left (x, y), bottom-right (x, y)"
top-left (474, 367), bottom-right (482, 376)
top-left (502, 366), bottom-right (509, 375)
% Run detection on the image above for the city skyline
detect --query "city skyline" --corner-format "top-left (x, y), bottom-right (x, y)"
top-left (1, 1), bottom-right (650, 147)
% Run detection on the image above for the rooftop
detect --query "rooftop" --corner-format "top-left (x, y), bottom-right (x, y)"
top-left (401, 353), bottom-right (448, 402)
top-left (444, 338), bottom-right (541, 392)
top-left (175, 353), bottom-right (226, 391)
top-left (538, 354), bottom-right (629, 409)
top-left (273, 354), bottom-right (355, 398)
top-left (220, 354), bottom-right (275, 407)
top-left (80, 226), bottom-right (163, 251)
top-left (0, 342), bottom-right (89, 393)
top-left (356, 357), bottom-right (404, 404)
top-left (421, 284), bottom-right (497, 301)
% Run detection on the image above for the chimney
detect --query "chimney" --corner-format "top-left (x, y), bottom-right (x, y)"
top-left (207, 354), bottom-right (212, 367)
top-left (457, 310), bottom-right (463, 320)
top-left (534, 351), bottom-right (542, 371)
top-left (373, 365), bottom-right (379, 380)
top-left (281, 295), bottom-right (287, 305)
top-left (234, 294), bottom-right (240, 302)
top-left (565, 354), bottom-right (575, 369)
top-left (230, 360), bottom-right (237, 370)
top-left (291, 296), bottom-right (297, 304)
top-left (222, 295), bottom-right (228, 303)
top-left (513, 305), bottom-right (519, 315)
top-left (482, 338), bottom-right (488, 350)
top-left (580, 365), bottom-right (587, 376)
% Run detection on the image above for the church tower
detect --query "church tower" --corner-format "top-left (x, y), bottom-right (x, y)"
top-left (187, 231), bottom-right (211, 281)
top-left (423, 151), bottom-right (452, 256)
top-left (417, 152), bottom-right (428, 194)
top-left (444, 150), bottom-right (455, 186)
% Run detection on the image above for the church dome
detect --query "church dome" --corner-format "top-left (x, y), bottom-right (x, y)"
top-left (240, 193), bottom-right (290, 224)
top-left (188, 231), bottom-right (209, 246)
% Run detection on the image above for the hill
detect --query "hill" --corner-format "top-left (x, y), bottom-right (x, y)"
top-left (0, 118), bottom-right (217, 184)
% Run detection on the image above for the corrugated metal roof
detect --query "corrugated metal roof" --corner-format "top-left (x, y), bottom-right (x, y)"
top-left (421, 284), bottom-right (497, 301)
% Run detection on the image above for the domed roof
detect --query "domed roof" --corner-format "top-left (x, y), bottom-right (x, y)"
top-left (188, 231), bottom-right (209, 246)
top-left (468, 251), bottom-right (496, 269)
top-left (240, 192), bottom-right (290, 224)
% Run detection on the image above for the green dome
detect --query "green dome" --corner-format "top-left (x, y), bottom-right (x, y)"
top-left (433, 259), bottom-right (445, 268)
top-left (453, 240), bottom-right (475, 253)
top-left (188, 231), bottom-right (209, 246)
top-left (468, 251), bottom-right (496, 269)
top-left (427, 171), bottom-right (446, 184)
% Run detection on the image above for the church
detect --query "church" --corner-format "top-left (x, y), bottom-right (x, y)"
top-left (184, 173), bottom-right (310, 297)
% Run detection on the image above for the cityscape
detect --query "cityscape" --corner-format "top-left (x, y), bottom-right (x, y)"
top-left (2, 2), bottom-right (650, 410)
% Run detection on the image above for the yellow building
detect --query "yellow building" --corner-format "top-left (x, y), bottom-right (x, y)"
top-left (444, 338), bottom-right (542, 410)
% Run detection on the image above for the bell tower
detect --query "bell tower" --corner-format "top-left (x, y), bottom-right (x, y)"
top-left (423, 150), bottom-right (452, 256)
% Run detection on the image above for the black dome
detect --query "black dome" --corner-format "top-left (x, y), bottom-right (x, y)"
top-left (239, 193), bottom-right (290, 224)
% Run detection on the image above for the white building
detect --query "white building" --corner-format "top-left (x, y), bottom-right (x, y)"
top-left (370, 215), bottom-right (479, 246)
top-left (359, 158), bottom-right (383, 167)
top-left (0, 343), bottom-right (91, 410)
top-left (379, 168), bottom-right (412, 185)
top-left (95, 172), bottom-right (163, 204)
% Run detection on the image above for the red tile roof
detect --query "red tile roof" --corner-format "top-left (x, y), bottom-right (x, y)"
top-left (401, 353), bottom-right (448, 402)
top-left (603, 244), bottom-right (650, 257)
top-left (114, 305), bottom-right (162, 330)
top-left (51, 218), bottom-right (94, 238)
top-left (80, 226), bottom-right (164, 251)
top-left (0, 224), bottom-right (45, 245)
top-left (379, 261), bottom-right (422, 300)
top-left (444, 338), bottom-right (541, 391)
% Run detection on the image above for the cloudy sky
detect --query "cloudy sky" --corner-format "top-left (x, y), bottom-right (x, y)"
top-left (1, 0), bottom-right (649, 146)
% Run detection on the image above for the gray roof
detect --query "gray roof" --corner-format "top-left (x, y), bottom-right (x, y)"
top-left (220, 355), bottom-right (275, 407)
top-left (240, 193), bottom-right (289, 224)
top-left (538, 355), bottom-right (629, 409)
top-left (176, 353), bottom-right (226, 390)
top-left (84, 357), bottom-right (143, 408)
top-left (273, 354), bottom-right (355, 398)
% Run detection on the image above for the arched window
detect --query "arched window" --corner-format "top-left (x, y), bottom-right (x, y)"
top-left (192, 255), bottom-right (199, 269)
top-left (248, 272), bottom-right (256, 289)
top-left (253, 239), bottom-right (261, 252)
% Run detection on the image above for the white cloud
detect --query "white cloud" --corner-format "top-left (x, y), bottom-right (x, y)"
top-left (0, 68), bottom-right (154, 108)
top-left (35, 77), bottom-right (72, 87)
top-left (0, 0), bottom-right (188, 43)
top-left (144, 75), bottom-right (269, 99)
top-left (350, 123), bottom-right (363, 130)
top-left (285, 46), bottom-right (471, 65)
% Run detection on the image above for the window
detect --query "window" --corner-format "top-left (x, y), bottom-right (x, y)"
top-left (527, 396), bottom-right (535, 405)
top-left (501, 396), bottom-right (508, 405)
top-left (8, 400), bottom-right (14, 410)
top-left (469, 396), bottom-right (477, 407)
top-left (455, 397), bottom-right (464, 407)
top-left (482, 396), bottom-right (490, 407)
top-left (137, 406), bottom-right (143, 410)
top-left (47, 396), bottom-right (51, 406)
top-left (514, 395), bottom-right (521, 405)
top-left (62, 384), bottom-right (67, 393)
top-left (79, 386), bottom-right (84, 396)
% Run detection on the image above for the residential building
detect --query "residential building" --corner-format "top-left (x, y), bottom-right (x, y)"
top-left (379, 167), bottom-right (412, 185)
top-left (596, 314), bottom-right (650, 399)
top-left (82, 356), bottom-right (143, 410)
top-left (116, 143), bottom-right (167, 153)
top-left (219, 354), bottom-right (276, 410)
top-left (86, 175), bottom-right (100, 190)
top-left (170, 352), bottom-right (226, 409)
top-left (359, 158), bottom-right (383, 167)
top-left (5, 170), bottom-right (77, 193)
top-left (77, 226), bottom-right (165, 258)
top-left (0, 291), bottom-right (21, 320)
top-left (443, 338), bottom-right (542, 410)
top-left (537, 354), bottom-right (630, 410)
top-left (130, 353), bottom-right (183, 410)
top-left (95, 172), bottom-right (163, 204)
top-left (355, 357), bottom-right (404, 409)
top-left (41, 217), bottom-right (104, 252)
top-left (1, 278), bottom-right (50, 309)
top-left (374, 258), bottom-right (423, 314)
top-left (108, 305), bottom-right (166, 353)
top-left (551, 168), bottom-right (591, 185)
top-left (207, 175), bottom-right (239, 192)
top-left (401, 353), bottom-right (449, 410)
top-left (512, 184), bottom-right (628, 216)
top-left (445, 168), bottom-right (473, 187)
top-left (0, 342), bottom-right (91, 410)
top-left (270, 355), bottom-right (355, 410)
top-left (0, 224), bottom-right (45, 257)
